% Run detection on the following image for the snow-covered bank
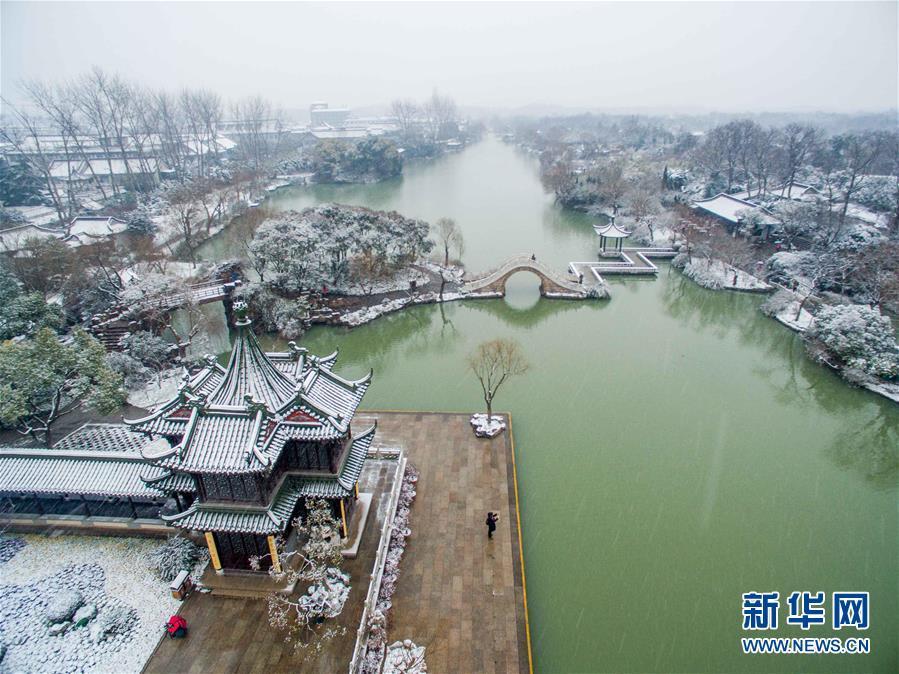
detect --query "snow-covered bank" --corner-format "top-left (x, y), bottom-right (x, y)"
top-left (675, 255), bottom-right (772, 293)
top-left (339, 291), bottom-right (465, 328)
top-left (0, 535), bottom-right (180, 674)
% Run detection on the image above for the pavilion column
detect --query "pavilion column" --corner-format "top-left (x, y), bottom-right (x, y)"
top-left (267, 535), bottom-right (282, 574)
top-left (205, 532), bottom-right (223, 574)
top-left (354, 483), bottom-right (359, 500)
top-left (128, 496), bottom-right (138, 519)
top-left (339, 498), bottom-right (348, 539)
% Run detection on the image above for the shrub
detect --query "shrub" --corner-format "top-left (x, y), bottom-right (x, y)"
top-left (148, 536), bottom-right (205, 582)
top-left (806, 304), bottom-right (899, 378)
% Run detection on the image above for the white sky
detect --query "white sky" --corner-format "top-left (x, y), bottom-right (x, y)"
top-left (2, 1), bottom-right (897, 114)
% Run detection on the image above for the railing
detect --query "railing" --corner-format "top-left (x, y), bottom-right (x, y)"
top-left (348, 448), bottom-right (407, 673)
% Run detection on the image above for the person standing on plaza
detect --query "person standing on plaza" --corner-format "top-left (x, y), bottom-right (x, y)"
top-left (486, 511), bottom-right (499, 539)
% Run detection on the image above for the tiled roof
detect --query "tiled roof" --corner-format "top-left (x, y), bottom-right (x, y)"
top-left (206, 320), bottom-right (298, 410)
top-left (127, 321), bottom-right (371, 474)
top-left (53, 423), bottom-right (154, 453)
top-left (0, 448), bottom-right (173, 499)
top-left (140, 469), bottom-right (197, 494)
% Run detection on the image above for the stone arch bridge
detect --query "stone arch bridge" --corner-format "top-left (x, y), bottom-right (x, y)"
top-left (461, 254), bottom-right (598, 299)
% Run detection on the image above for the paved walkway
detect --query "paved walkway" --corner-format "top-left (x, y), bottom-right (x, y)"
top-left (142, 412), bottom-right (531, 673)
top-left (142, 458), bottom-right (399, 674)
top-left (355, 412), bottom-right (531, 674)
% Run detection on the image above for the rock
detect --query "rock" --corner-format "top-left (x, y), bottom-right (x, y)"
top-left (48, 621), bottom-right (71, 636)
top-left (73, 603), bottom-right (97, 627)
top-left (46, 590), bottom-right (84, 623)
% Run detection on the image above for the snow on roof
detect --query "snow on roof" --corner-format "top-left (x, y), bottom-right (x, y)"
top-left (593, 220), bottom-right (631, 238)
top-left (310, 129), bottom-right (371, 140)
top-left (53, 423), bottom-right (153, 453)
top-left (126, 308), bottom-right (372, 475)
top-left (0, 447), bottom-right (173, 499)
top-left (68, 216), bottom-right (128, 238)
top-left (0, 223), bottom-right (62, 252)
top-left (693, 193), bottom-right (778, 225)
top-left (84, 158), bottom-right (160, 176)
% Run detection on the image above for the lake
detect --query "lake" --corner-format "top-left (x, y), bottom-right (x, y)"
top-left (202, 136), bottom-right (898, 673)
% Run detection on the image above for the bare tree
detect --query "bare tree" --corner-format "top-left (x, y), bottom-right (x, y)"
top-left (390, 99), bottom-right (419, 138)
top-left (0, 99), bottom-right (68, 223)
top-left (778, 124), bottom-right (820, 196)
top-left (467, 339), bottom-right (530, 422)
top-left (433, 217), bottom-right (464, 266)
top-left (250, 499), bottom-right (348, 655)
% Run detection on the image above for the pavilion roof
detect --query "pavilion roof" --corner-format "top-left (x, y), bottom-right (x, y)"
top-left (163, 425), bottom-right (375, 534)
top-left (126, 304), bottom-right (372, 475)
top-left (593, 220), bottom-right (631, 238)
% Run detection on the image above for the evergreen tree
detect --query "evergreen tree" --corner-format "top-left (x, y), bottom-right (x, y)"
top-left (0, 159), bottom-right (45, 207)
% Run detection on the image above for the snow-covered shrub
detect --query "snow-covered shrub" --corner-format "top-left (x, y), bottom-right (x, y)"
top-left (671, 252), bottom-right (689, 270)
top-left (90, 605), bottom-right (136, 643)
top-left (125, 206), bottom-right (157, 236)
top-left (148, 536), bottom-right (204, 582)
top-left (235, 282), bottom-right (309, 339)
top-left (854, 175), bottom-right (897, 213)
top-left (805, 304), bottom-right (899, 378)
top-left (106, 352), bottom-right (152, 390)
top-left (765, 251), bottom-right (815, 284)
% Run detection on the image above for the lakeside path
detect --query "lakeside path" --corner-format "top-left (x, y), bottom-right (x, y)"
top-left (141, 412), bottom-right (531, 673)
top-left (355, 411), bottom-right (532, 674)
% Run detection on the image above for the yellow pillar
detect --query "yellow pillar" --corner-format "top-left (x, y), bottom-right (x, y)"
top-left (267, 535), bottom-right (282, 574)
top-left (354, 482), bottom-right (359, 499)
top-left (205, 532), bottom-right (222, 573)
top-left (339, 498), bottom-right (348, 539)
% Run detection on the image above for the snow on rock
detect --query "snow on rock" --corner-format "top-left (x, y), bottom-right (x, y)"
top-left (470, 414), bottom-right (507, 438)
top-left (126, 367), bottom-right (186, 411)
top-left (46, 589), bottom-right (84, 623)
top-left (383, 639), bottom-right (427, 673)
top-left (0, 534), bottom-right (180, 674)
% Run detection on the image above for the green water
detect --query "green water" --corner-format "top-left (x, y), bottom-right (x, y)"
top-left (206, 137), bottom-right (899, 673)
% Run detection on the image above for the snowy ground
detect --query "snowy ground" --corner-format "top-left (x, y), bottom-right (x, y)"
top-left (333, 268), bottom-right (431, 297)
top-left (0, 534), bottom-right (180, 674)
top-left (772, 300), bottom-right (814, 333)
top-left (683, 258), bottom-right (772, 292)
top-left (126, 368), bottom-right (186, 410)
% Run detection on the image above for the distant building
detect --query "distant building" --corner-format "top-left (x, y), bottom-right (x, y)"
top-left (0, 223), bottom-right (61, 254)
top-left (692, 193), bottom-right (778, 230)
top-left (0, 216), bottom-right (127, 255)
top-left (310, 102), bottom-right (352, 129)
top-left (65, 216), bottom-right (129, 247)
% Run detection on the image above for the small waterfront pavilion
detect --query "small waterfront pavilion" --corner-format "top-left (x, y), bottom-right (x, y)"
top-left (126, 301), bottom-right (375, 572)
top-left (593, 218), bottom-right (631, 253)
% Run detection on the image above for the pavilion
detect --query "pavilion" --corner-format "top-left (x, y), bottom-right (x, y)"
top-left (0, 300), bottom-right (376, 574)
top-left (125, 301), bottom-right (375, 572)
top-left (593, 217), bottom-right (631, 254)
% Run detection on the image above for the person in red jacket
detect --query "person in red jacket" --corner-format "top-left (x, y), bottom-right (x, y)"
top-left (166, 615), bottom-right (188, 638)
